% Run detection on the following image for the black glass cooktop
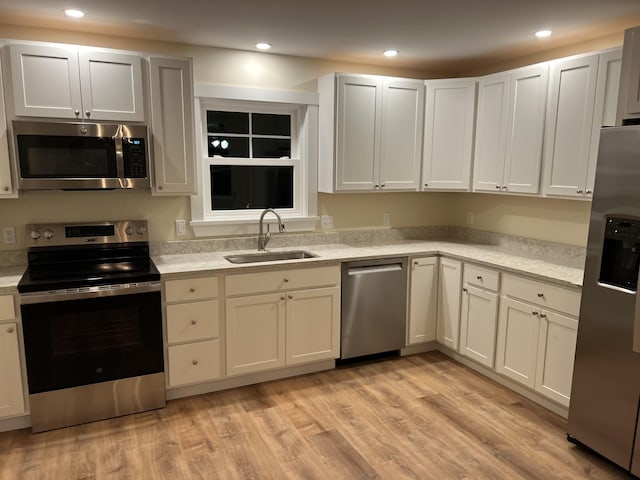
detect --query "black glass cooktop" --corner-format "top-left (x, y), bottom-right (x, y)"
top-left (18, 242), bottom-right (160, 293)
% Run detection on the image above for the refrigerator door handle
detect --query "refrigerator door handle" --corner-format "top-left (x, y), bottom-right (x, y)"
top-left (634, 276), bottom-right (640, 353)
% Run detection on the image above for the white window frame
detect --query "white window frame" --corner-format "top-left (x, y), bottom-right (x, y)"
top-left (190, 85), bottom-right (319, 237)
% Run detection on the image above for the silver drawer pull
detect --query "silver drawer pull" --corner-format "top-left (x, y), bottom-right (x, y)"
top-left (540, 313), bottom-right (547, 318)
top-left (283, 278), bottom-right (289, 283)
top-left (7, 327), bottom-right (14, 333)
top-left (288, 294), bottom-right (293, 299)
top-left (189, 287), bottom-right (196, 293)
top-left (532, 311), bottom-right (539, 316)
top-left (192, 359), bottom-right (199, 366)
top-left (537, 292), bottom-right (544, 298)
top-left (280, 295), bottom-right (286, 301)
top-left (476, 275), bottom-right (482, 281)
top-left (462, 287), bottom-right (468, 293)
top-left (191, 319), bottom-right (197, 325)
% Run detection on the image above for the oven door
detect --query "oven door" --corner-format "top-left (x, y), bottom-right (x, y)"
top-left (21, 283), bottom-right (163, 395)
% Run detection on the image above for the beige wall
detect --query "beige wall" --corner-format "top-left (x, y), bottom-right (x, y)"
top-left (0, 24), bottom-right (615, 251)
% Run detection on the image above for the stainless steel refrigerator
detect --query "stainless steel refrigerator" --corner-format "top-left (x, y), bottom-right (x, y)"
top-left (568, 125), bottom-right (640, 475)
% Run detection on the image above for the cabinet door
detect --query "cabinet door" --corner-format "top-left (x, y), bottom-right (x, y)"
top-left (226, 293), bottom-right (286, 376)
top-left (149, 57), bottom-right (196, 194)
top-left (543, 55), bottom-right (599, 197)
top-left (78, 51), bottom-right (144, 121)
top-left (618, 27), bottom-right (640, 122)
top-left (423, 79), bottom-right (475, 191)
top-left (586, 49), bottom-right (622, 195)
top-left (473, 73), bottom-right (510, 192)
top-left (436, 258), bottom-right (462, 350)
top-left (407, 257), bottom-right (438, 345)
top-left (0, 58), bottom-right (14, 197)
top-left (0, 323), bottom-right (25, 417)
top-left (286, 287), bottom-right (340, 365)
top-left (535, 310), bottom-right (577, 407)
top-left (503, 65), bottom-right (548, 194)
top-left (459, 285), bottom-right (499, 368)
top-left (335, 75), bottom-right (382, 191)
top-left (9, 44), bottom-right (82, 118)
top-left (496, 297), bottom-right (540, 388)
top-left (379, 78), bottom-right (423, 190)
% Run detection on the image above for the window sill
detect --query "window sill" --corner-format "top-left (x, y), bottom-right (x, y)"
top-left (190, 216), bottom-right (318, 237)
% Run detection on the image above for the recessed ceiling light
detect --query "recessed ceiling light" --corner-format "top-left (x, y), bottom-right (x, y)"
top-left (256, 42), bottom-right (271, 50)
top-left (384, 49), bottom-right (399, 57)
top-left (535, 30), bottom-right (552, 38)
top-left (64, 9), bottom-right (85, 18)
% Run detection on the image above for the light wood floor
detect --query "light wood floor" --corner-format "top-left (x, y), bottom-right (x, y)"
top-left (0, 351), bottom-right (632, 479)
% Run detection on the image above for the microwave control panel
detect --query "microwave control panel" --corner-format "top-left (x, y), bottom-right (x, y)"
top-left (122, 138), bottom-right (147, 178)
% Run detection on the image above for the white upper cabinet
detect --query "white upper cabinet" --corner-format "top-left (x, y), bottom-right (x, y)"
top-left (423, 78), bottom-right (476, 191)
top-left (617, 27), bottom-right (640, 124)
top-left (7, 43), bottom-right (144, 121)
top-left (587, 49), bottom-right (622, 195)
top-left (318, 73), bottom-right (424, 193)
top-left (149, 57), bottom-right (196, 195)
top-left (0, 56), bottom-right (15, 198)
top-left (542, 54), bottom-right (599, 198)
top-left (473, 64), bottom-right (548, 194)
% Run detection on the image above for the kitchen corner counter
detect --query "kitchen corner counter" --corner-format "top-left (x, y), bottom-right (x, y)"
top-left (0, 266), bottom-right (26, 293)
top-left (153, 240), bottom-right (585, 289)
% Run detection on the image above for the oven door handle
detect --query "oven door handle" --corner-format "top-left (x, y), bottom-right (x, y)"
top-left (20, 281), bottom-right (161, 305)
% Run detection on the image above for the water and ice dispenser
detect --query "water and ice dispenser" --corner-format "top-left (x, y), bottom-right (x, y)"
top-left (599, 217), bottom-right (640, 291)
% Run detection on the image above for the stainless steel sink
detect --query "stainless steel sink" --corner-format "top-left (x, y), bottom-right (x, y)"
top-left (224, 250), bottom-right (317, 264)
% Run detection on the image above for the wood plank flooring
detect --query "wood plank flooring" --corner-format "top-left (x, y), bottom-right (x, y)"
top-left (0, 351), bottom-right (632, 479)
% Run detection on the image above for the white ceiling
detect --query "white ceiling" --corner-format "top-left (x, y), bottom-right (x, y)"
top-left (1, 0), bottom-right (640, 74)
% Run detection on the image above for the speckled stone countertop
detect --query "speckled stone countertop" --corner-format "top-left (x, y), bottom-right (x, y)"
top-left (153, 240), bottom-right (585, 289)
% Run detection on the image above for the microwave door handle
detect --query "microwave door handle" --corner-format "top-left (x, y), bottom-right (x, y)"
top-left (114, 125), bottom-right (125, 181)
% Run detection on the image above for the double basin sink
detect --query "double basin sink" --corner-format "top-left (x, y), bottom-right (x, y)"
top-left (224, 250), bottom-right (317, 264)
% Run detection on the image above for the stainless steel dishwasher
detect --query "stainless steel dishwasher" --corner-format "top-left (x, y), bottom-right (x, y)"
top-left (340, 257), bottom-right (408, 359)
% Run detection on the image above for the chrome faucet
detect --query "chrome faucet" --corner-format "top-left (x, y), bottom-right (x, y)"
top-left (258, 208), bottom-right (285, 251)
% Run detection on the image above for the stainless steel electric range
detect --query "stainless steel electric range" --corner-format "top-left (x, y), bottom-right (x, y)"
top-left (17, 220), bottom-right (165, 433)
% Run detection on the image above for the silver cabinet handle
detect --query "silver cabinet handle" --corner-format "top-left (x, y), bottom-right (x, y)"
top-left (280, 295), bottom-right (286, 301)
top-left (191, 319), bottom-right (197, 325)
top-left (586, 189), bottom-right (592, 195)
top-left (532, 311), bottom-right (539, 316)
top-left (288, 294), bottom-right (293, 299)
top-left (2, 186), bottom-right (8, 192)
top-left (192, 359), bottom-right (199, 365)
top-left (158, 185), bottom-right (164, 190)
top-left (502, 186), bottom-right (507, 190)
top-left (7, 326), bottom-right (14, 333)
top-left (462, 287), bottom-right (468, 293)
top-left (414, 261), bottom-right (419, 266)
top-left (283, 278), bottom-right (289, 283)
top-left (495, 185), bottom-right (501, 189)
top-left (424, 183), bottom-right (428, 187)
top-left (374, 184), bottom-right (380, 188)
top-left (537, 292), bottom-right (544, 298)
top-left (540, 313), bottom-right (547, 318)
top-left (85, 111), bottom-right (91, 118)
top-left (189, 287), bottom-right (196, 293)
top-left (381, 184), bottom-right (386, 188)
top-left (74, 109), bottom-right (80, 116)
top-left (476, 275), bottom-right (483, 281)
top-left (577, 189), bottom-right (583, 194)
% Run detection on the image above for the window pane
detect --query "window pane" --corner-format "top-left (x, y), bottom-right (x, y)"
top-left (210, 165), bottom-right (293, 210)
top-left (252, 113), bottom-right (291, 136)
top-left (252, 138), bottom-right (291, 158)
top-left (208, 136), bottom-right (249, 157)
top-left (207, 111), bottom-right (249, 134)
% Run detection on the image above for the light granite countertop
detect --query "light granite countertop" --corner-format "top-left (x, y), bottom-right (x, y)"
top-left (153, 240), bottom-right (585, 289)
top-left (0, 239), bottom-right (585, 294)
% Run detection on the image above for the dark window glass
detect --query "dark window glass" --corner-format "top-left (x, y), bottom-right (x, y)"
top-left (210, 165), bottom-right (293, 210)
top-left (252, 138), bottom-right (291, 158)
top-left (207, 136), bottom-right (249, 157)
top-left (252, 113), bottom-right (291, 136)
top-left (207, 111), bottom-right (249, 134)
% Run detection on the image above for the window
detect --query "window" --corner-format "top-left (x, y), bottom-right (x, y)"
top-left (190, 85), bottom-right (318, 236)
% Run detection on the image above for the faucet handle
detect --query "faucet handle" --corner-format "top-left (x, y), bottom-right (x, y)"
top-left (280, 223), bottom-right (286, 233)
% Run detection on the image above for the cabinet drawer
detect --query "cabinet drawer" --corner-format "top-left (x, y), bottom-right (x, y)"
top-left (165, 276), bottom-right (218, 303)
top-left (464, 264), bottom-right (500, 291)
top-left (168, 339), bottom-right (221, 387)
top-left (166, 300), bottom-right (219, 344)
top-left (502, 274), bottom-right (581, 316)
top-left (225, 265), bottom-right (339, 296)
top-left (0, 295), bottom-right (15, 321)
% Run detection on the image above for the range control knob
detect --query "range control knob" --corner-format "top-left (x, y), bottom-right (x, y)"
top-left (136, 225), bottom-right (147, 235)
top-left (125, 226), bottom-right (134, 235)
top-left (43, 229), bottom-right (54, 240)
top-left (30, 230), bottom-right (41, 240)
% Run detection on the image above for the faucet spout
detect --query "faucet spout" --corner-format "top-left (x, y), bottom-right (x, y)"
top-left (258, 208), bottom-right (285, 251)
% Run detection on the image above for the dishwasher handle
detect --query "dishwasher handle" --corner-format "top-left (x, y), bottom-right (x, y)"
top-left (347, 264), bottom-right (404, 276)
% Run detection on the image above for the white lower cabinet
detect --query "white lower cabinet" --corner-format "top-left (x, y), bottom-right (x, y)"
top-left (407, 257), bottom-right (438, 345)
top-left (496, 274), bottom-right (580, 407)
top-left (0, 295), bottom-right (24, 418)
top-left (225, 265), bottom-right (340, 377)
top-left (436, 258), bottom-right (462, 350)
top-left (459, 264), bottom-right (500, 368)
top-left (164, 275), bottom-right (222, 388)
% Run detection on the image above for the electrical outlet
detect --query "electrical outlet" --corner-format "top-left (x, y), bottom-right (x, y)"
top-left (175, 220), bottom-right (186, 236)
top-left (383, 213), bottom-right (391, 226)
top-left (3, 227), bottom-right (16, 244)
top-left (320, 215), bottom-right (334, 229)
top-left (466, 212), bottom-right (474, 225)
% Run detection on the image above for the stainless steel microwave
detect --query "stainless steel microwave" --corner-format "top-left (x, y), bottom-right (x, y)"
top-left (12, 121), bottom-right (151, 190)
